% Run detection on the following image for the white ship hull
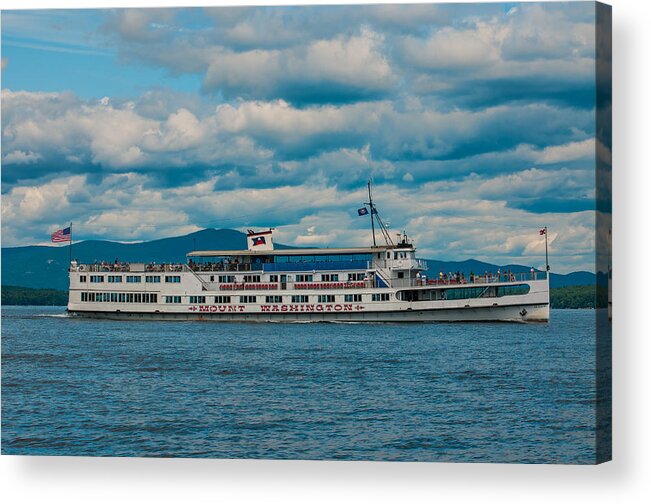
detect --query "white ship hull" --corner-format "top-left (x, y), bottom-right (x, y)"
top-left (68, 302), bottom-right (549, 323)
top-left (68, 279), bottom-right (549, 323)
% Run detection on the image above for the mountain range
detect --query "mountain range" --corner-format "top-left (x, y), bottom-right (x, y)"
top-left (1, 228), bottom-right (596, 291)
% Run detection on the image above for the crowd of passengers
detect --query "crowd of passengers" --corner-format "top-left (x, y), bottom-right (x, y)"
top-left (84, 259), bottom-right (185, 272)
top-left (82, 259), bottom-right (538, 282)
top-left (417, 268), bottom-right (536, 285)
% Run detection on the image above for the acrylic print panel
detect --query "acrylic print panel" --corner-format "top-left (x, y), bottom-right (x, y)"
top-left (0, 2), bottom-right (611, 464)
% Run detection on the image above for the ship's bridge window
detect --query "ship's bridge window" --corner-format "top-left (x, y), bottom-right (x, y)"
top-left (90, 275), bottom-right (104, 283)
top-left (265, 295), bottom-right (283, 303)
top-left (126, 276), bottom-right (141, 283)
top-left (214, 296), bottom-right (231, 304)
top-left (146, 275), bottom-right (161, 283)
top-left (291, 295), bottom-right (309, 303)
top-left (348, 273), bottom-right (365, 281)
top-left (296, 274), bottom-right (313, 282)
top-left (274, 253), bottom-right (370, 264)
top-left (320, 274), bottom-right (339, 282)
top-left (189, 296), bottom-right (206, 304)
top-left (344, 294), bottom-right (362, 302)
top-left (108, 275), bottom-right (122, 283)
top-left (79, 275), bottom-right (87, 283)
top-left (372, 293), bottom-right (390, 302)
top-left (165, 296), bottom-right (182, 304)
top-left (165, 275), bottom-right (181, 283)
top-left (240, 296), bottom-right (257, 303)
top-left (317, 295), bottom-right (335, 303)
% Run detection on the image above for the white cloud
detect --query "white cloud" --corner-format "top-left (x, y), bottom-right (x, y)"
top-left (399, 22), bottom-right (503, 71)
top-left (1, 89), bottom-right (274, 170)
top-left (2, 150), bottom-right (42, 165)
top-left (203, 28), bottom-right (396, 100)
top-left (534, 138), bottom-right (595, 164)
top-left (104, 8), bottom-right (177, 43)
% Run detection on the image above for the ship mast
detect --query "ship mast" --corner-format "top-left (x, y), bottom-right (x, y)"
top-left (367, 180), bottom-right (377, 246)
top-left (365, 180), bottom-right (394, 247)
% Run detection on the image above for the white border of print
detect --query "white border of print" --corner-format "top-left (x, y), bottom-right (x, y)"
top-left (1, 1), bottom-right (649, 503)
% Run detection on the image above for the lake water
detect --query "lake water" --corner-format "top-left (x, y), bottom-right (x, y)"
top-left (1, 306), bottom-right (601, 463)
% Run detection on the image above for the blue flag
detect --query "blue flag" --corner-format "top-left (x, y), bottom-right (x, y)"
top-left (357, 207), bottom-right (369, 216)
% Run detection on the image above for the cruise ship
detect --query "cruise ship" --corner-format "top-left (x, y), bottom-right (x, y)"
top-left (66, 192), bottom-right (550, 323)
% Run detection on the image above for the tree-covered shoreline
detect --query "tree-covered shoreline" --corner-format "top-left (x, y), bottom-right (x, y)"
top-left (550, 284), bottom-right (608, 309)
top-left (1, 286), bottom-right (69, 306)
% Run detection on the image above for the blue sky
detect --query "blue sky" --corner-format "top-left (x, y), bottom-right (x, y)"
top-left (1, 3), bottom-right (603, 273)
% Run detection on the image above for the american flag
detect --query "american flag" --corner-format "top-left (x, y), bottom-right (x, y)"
top-left (51, 226), bottom-right (71, 243)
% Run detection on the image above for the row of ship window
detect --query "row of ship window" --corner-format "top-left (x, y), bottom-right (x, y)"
top-left (80, 292), bottom-right (158, 303)
top-left (215, 273), bottom-right (363, 283)
top-left (80, 293), bottom-right (392, 304)
top-left (82, 275), bottom-right (181, 284)
top-left (79, 273), bottom-right (367, 284)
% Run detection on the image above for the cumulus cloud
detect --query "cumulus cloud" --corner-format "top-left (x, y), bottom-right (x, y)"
top-left (2, 89), bottom-right (594, 184)
top-left (398, 22), bottom-right (502, 71)
top-left (202, 29), bottom-right (396, 103)
top-left (1, 89), bottom-right (274, 177)
top-left (96, 3), bottom-right (596, 109)
top-left (2, 150), bottom-right (42, 164)
top-left (103, 8), bottom-right (178, 43)
top-left (395, 3), bottom-right (595, 109)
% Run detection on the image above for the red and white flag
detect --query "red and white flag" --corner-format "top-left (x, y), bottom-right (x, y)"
top-left (51, 226), bottom-right (71, 243)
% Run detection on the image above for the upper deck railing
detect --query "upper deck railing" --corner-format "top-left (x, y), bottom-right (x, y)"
top-left (72, 262), bottom-right (547, 287)
top-left (76, 262), bottom-right (187, 273)
top-left (419, 271), bottom-right (547, 285)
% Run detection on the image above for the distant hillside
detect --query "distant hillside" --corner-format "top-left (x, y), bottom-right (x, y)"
top-left (1, 228), bottom-right (596, 291)
top-left (1, 228), bottom-right (248, 291)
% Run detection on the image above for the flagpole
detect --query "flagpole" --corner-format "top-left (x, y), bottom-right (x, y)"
top-left (69, 221), bottom-right (73, 269)
top-left (544, 226), bottom-right (549, 272)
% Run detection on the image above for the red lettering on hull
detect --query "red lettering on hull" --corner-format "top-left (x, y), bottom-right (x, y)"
top-left (190, 303), bottom-right (368, 315)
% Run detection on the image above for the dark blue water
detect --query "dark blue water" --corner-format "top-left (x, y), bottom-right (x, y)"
top-left (1, 306), bottom-right (598, 463)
